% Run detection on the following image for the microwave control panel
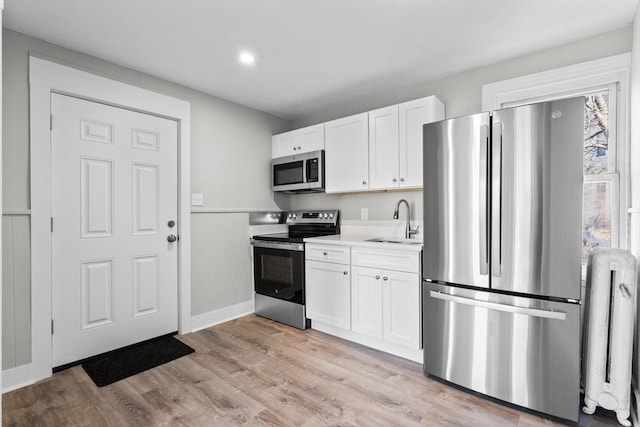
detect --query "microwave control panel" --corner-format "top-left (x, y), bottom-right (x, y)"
top-left (307, 158), bottom-right (319, 182)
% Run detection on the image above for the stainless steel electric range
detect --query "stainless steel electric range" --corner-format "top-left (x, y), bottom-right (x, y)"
top-left (251, 210), bottom-right (340, 329)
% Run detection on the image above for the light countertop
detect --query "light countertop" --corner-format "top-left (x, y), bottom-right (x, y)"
top-left (304, 234), bottom-right (423, 252)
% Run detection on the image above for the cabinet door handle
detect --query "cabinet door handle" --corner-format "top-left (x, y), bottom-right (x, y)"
top-left (400, 177), bottom-right (405, 182)
top-left (343, 271), bottom-right (348, 275)
top-left (375, 275), bottom-right (380, 279)
top-left (297, 146), bottom-right (301, 150)
top-left (362, 180), bottom-right (367, 185)
top-left (293, 146), bottom-right (297, 151)
top-left (323, 252), bottom-right (328, 256)
top-left (392, 178), bottom-right (397, 183)
top-left (383, 276), bottom-right (388, 281)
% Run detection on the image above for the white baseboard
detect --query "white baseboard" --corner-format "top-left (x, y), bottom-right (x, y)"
top-left (3, 363), bottom-right (35, 393)
top-left (190, 300), bottom-right (253, 333)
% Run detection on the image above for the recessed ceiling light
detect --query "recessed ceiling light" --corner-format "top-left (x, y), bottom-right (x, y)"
top-left (239, 51), bottom-right (256, 66)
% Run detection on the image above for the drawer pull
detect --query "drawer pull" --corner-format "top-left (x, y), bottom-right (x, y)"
top-left (343, 271), bottom-right (348, 275)
top-left (323, 252), bottom-right (328, 256)
top-left (375, 275), bottom-right (380, 280)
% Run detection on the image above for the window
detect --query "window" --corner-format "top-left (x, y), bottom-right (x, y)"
top-left (582, 90), bottom-right (619, 269)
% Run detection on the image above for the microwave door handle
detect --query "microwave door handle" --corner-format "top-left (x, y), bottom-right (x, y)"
top-left (304, 158), bottom-right (310, 184)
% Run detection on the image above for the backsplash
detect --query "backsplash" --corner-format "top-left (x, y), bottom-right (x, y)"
top-left (341, 219), bottom-right (424, 239)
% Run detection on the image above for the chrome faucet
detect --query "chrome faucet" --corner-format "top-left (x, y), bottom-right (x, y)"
top-left (393, 198), bottom-right (419, 239)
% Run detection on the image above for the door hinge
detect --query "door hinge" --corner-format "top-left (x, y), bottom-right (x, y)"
top-left (50, 114), bottom-right (53, 131)
top-left (51, 217), bottom-right (54, 232)
top-left (51, 320), bottom-right (54, 335)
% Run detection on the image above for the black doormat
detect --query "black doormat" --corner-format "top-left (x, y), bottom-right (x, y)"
top-left (82, 335), bottom-right (195, 387)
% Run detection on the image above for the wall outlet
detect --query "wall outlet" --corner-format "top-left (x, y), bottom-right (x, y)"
top-left (361, 208), bottom-right (368, 220)
top-left (191, 193), bottom-right (204, 206)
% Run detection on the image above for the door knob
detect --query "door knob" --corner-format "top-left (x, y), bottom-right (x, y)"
top-left (167, 235), bottom-right (178, 243)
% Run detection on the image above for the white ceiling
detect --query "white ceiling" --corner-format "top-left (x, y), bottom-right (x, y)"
top-left (3, 0), bottom-right (638, 121)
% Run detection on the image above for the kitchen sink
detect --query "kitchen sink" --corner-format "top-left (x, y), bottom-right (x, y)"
top-left (365, 238), bottom-right (423, 245)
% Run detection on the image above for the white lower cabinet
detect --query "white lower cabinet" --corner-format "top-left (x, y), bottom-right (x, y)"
top-left (382, 269), bottom-right (420, 349)
top-left (351, 266), bottom-right (384, 338)
top-left (306, 242), bottom-right (422, 361)
top-left (305, 260), bottom-right (351, 330)
top-left (351, 266), bottom-right (419, 349)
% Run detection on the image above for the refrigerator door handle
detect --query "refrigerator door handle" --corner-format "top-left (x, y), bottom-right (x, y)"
top-left (491, 122), bottom-right (503, 278)
top-left (479, 125), bottom-right (489, 275)
top-left (429, 290), bottom-right (567, 321)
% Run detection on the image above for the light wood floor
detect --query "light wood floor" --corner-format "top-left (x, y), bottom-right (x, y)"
top-left (3, 315), bottom-right (617, 426)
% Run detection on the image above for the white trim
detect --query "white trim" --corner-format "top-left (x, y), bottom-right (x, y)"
top-left (191, 208), bottom-right (280, 214)
top-left (2, 364), bottom-right (35, 393)
top-left (482, 53), bottom-right (631, 111)
top-left (190, 300), bottom-right (253, 332)
top-left (2, 209), bottom-right (31, 215)
top-left (29, 57), bottom-right (192, 384)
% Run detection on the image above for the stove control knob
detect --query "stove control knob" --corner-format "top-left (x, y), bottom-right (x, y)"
top-left (292, 213), bottom-right (297, 219)
top-left (329, 213), bottom-right (334, 219)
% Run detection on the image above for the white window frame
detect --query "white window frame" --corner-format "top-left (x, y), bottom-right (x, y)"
top-left (482, 53), bottom-right (631, 275)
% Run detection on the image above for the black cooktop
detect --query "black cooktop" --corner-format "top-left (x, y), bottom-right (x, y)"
top-left (252, 210), bottom-right (340, 243)
top-left (253, 232), bottom-right (303, 243)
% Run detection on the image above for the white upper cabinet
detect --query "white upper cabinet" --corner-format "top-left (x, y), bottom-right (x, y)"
top-left (324, 112), bottom-right (369, 193)
top-left (369, 96), bottom-right (445, 190)
top-left (276, 95), bottom-right (445, 193)
top-left (368, 105), bottom-right (400, 190)
top-left (398, 96), bottom-right (445, 188)
top-left (272, 123), bottom-right (324, 158)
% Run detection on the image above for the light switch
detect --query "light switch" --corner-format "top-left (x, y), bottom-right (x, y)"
top-left (191, 193), bottom-right (204, 206)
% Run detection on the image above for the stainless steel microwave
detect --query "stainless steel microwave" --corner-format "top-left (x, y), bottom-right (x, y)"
top-left (272, 150), bottom-right (325, 193)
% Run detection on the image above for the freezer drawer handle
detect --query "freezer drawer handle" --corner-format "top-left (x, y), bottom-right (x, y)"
top-left (429, 290), bottom-right (567, 320)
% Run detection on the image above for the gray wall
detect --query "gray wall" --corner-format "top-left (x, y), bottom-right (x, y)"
top-left (2, 28), bottom-right (289, 369)
top-left (288, 27), bottom-right (633, 221)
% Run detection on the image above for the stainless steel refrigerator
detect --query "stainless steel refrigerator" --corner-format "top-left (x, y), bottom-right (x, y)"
top-left (422, 97), bottom-right (584, 422)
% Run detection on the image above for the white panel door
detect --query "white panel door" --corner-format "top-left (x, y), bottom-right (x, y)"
top-left (399, 96), bottom-right (444, 188)
top-left (351, 266), bottom-right (383, 339)
top-left (305, 260), bottom-right (351, 330)
top-left (51, 94), bottom-right (178, 367)
top-left (368, 105), bottom-right (399, 190)
top-left (324, 113), bottom-right (369, 193)
top-left (272, 123), bottom-right (325, 158)
top-left (383, 270), bottom-right (420, 349)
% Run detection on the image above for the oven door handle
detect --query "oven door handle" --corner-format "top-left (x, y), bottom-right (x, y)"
top-left (252, 240), bottom-right (304, 251)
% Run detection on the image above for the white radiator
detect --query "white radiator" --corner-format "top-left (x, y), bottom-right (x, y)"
top-left (582, 248), bottom-right (637, 426)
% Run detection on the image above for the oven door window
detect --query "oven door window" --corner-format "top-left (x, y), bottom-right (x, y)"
top-left (273, 161), bottom-right (304, 186)
top-left (254, 246), bottom-right (304, 304)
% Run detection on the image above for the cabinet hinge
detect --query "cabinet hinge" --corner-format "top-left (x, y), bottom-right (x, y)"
top-left (51, 320), bottom-right (54, 335)
top-left (50, 114), bottom-right (53, 131)
top-left (51, 217), bottom-right (54, 232)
